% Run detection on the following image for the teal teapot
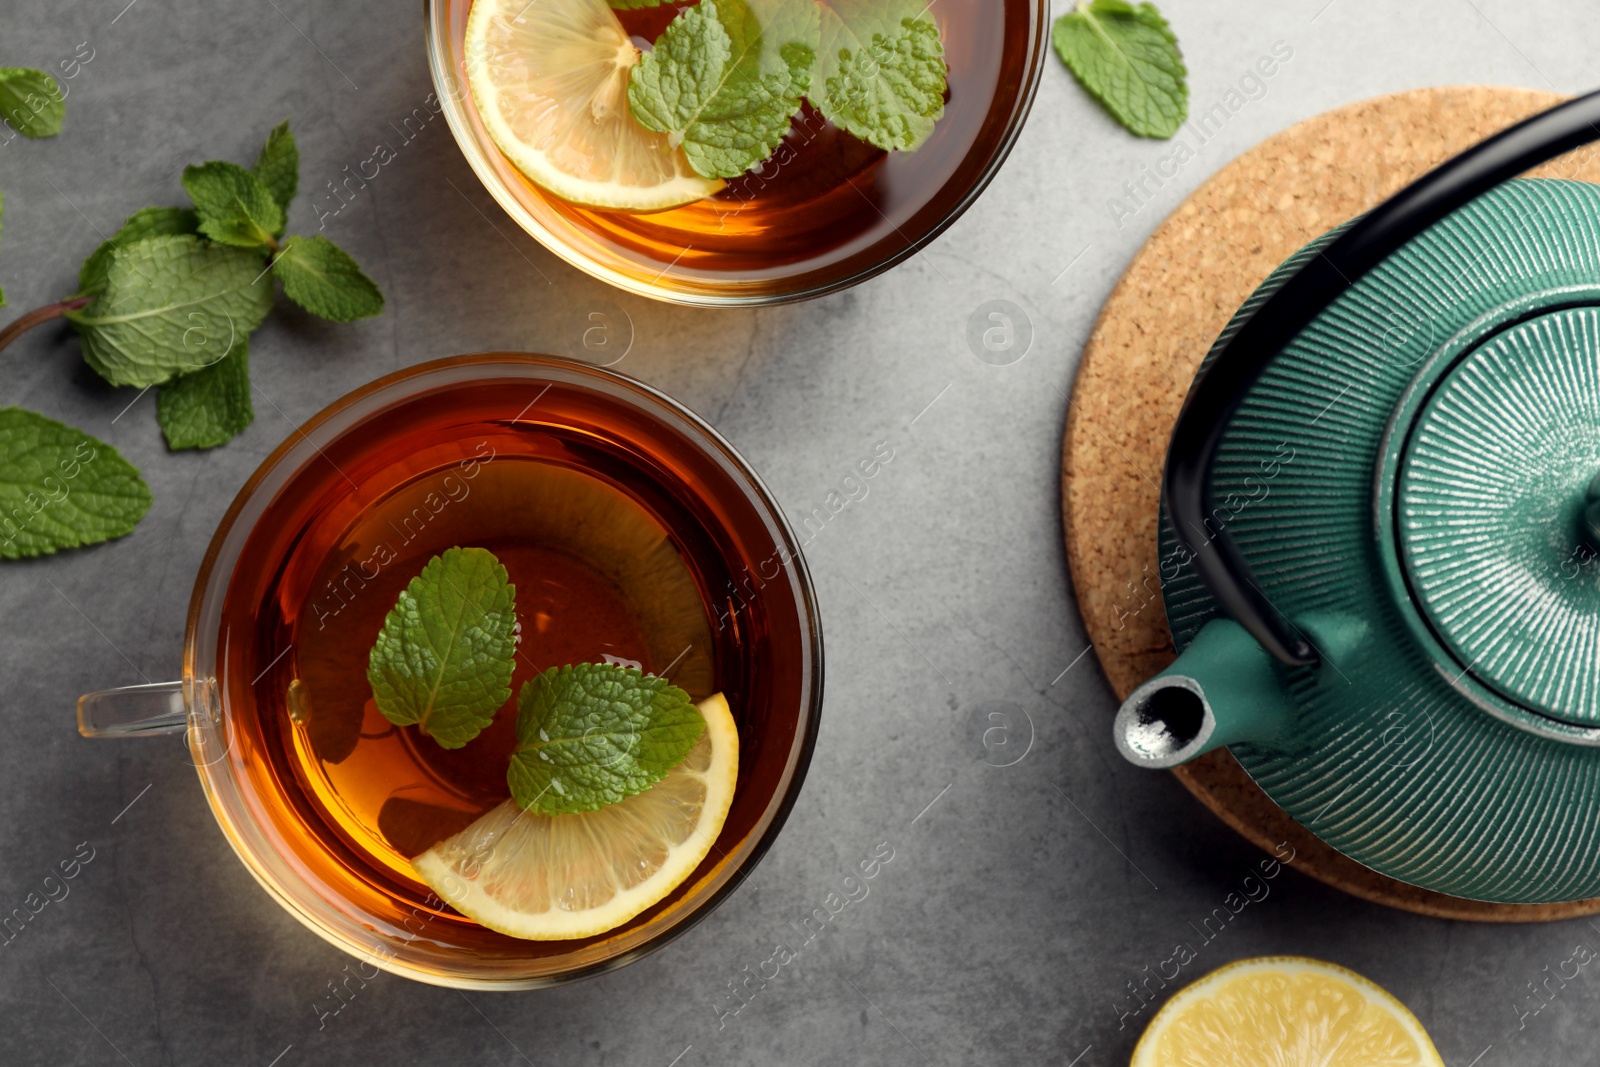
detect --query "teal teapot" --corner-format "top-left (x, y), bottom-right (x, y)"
top-left (1112, 91), bottom-right (1600, 904)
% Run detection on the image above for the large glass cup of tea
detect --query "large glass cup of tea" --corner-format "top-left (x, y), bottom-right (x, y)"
top-left (75, 354), bottom-right (823, 988)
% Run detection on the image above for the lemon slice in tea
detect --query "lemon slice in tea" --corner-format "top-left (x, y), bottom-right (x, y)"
top-left (463, 0), bottom-right (724, 211)
top-left (413, 692), bottom-right (738, 940)
top-left (1132, 956), bottom-right (1445, 1067)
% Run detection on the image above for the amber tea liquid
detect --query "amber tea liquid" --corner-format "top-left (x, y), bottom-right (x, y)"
top-left (212, 364), bottom-right (811, 960)
top-left (291, 456), bottom-right (722, 882)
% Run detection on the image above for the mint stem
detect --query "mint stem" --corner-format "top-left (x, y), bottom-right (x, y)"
top-left (0, 295), bottom-right (92, 357)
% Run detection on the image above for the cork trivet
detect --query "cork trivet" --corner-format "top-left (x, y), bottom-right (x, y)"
top-left (1063, 86), bottom-right (1600, 922)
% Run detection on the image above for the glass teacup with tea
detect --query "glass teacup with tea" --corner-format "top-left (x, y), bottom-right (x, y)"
top-left (424, 0), bottom-right (1052, 304)
top-left (78, 354), bottom-right (822, 988)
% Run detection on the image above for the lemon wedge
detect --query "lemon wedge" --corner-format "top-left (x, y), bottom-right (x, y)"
top-left (463, 0), bottom-right (724, 211)
top-left (1132, 956), bottom-right (1445, 1067)
top-left (414, 692), bottom-right (738, 940)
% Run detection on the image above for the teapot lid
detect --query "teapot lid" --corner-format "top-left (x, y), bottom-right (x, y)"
top-left (1396, 306), bottom-right (1600, 726)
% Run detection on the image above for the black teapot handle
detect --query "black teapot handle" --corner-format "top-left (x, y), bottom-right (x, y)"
top-left (1165, 89), bottom-right (1600, 667)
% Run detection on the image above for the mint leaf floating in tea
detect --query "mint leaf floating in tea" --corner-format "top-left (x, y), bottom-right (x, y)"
top-left (367, 547), bottom-right (518, 750)
top-left (1052, 0), bottom-right (1187, 139)
top-left (508, 662), bottom-right (706, 815)
top-left (181, 161), bottom-right (285, 250)
top-left (0, 408), bottom-right (152, 559)
top-left (810, 0), bottom-right (948, 152)
top-left (0, 67), bottom-right (65, 138)
top-left (629, 0), bottom-right (818, 180)
top-left (251, 119), bottom-right (299, 228)
top-left (65, 234), bottom-right (273, 388)
top-left (76, 206), bottom-right (200, 298)
top-left (413, 691), bottom-right (737, 940)
top-left (272, 235), bottom-right (385, 323)
top-left (156, 336), bottom-right (254, 451)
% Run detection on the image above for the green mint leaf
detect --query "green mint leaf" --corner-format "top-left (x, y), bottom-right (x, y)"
top-left (0, 188), bottom-right (6, 307)
top-left (66, 234), bottom-right (274, 388)
top-left (181, 161), bottom-right (284, 249)
top-left (156, 337), bottom-right (253, 450)
top-left (508, 662), bottom-right (705, 815)
top-left (1052, 0), bottom-right (1187, 139)
top-left (207, 196), bottom-right (279, 249)
top-left (271, 235), bottom-right (384, 322)
top-left (0, 68), bottom-right (65, 138)
top-left (252, 120), bottom-right (298, 225)
top-left (366, 547), bottom-right (517, 750)
top-left (76, 206), bottom-right (199, 297)
top-left (0, 407), bottom-right (152, 560)
top-left (810, 0), bottom-right (947, 152)
top-left (629, 0), bottom-right (817, 180)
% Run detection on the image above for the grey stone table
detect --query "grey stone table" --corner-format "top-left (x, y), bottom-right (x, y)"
top-left (2, 1), bottom-right (1595, 1064)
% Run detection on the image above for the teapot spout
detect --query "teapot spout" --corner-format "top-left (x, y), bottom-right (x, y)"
top-left (1113, 618), bottom-right (1295, 769)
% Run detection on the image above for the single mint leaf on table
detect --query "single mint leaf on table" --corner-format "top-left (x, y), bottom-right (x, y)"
top-left (272, 235), bottom-right (384, 322)
top-left (182, 161), bottom-right (284, 249)
top-left (1052, 0), bottom-right (1187, 139)
top-left (76, 206), bottom-right (199, 297)
top-left (629, 0), bottom-right (818, 180)
top-left (508, 662), bottom-right (705, 815)
top-left (157, 338), bottom-right (254, 450)
top-left (66, 234), bottom-right (274, 388)
top-left (252, 120), bottom-right (299, 225)
top-left (811, 0), bottom-right (947, 153)
top-left (367, 547), bottom-right (518, 750)
top-left (0, 68), bottom-right (65, 138)
top-left (0, 407), bottom-right (152, 559)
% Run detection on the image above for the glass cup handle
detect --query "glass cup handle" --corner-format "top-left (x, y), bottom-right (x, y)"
top-left (77, 680), bottom-right (188, 737)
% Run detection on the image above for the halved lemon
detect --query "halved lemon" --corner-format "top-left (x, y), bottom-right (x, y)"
top-left (463, 0), bottom-right (724, 211)
top-left (413, 692), bottom-right (738, 940)
top-left (1133, 956), bottom-right (1444, 1067)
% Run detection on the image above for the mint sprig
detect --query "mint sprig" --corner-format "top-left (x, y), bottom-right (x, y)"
top-left (508, 663), bottom-right (705, 815)
top-left (0, 120), bottom-right (385, 474)
top-left (625, 0), bottom-right (946, 178)
top-left (1052, 0), bottom-right (1187, 139)
top-left (0, 115), bottom-right (383, 553)
top-left (367, 547), bottom-right (518, 750)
